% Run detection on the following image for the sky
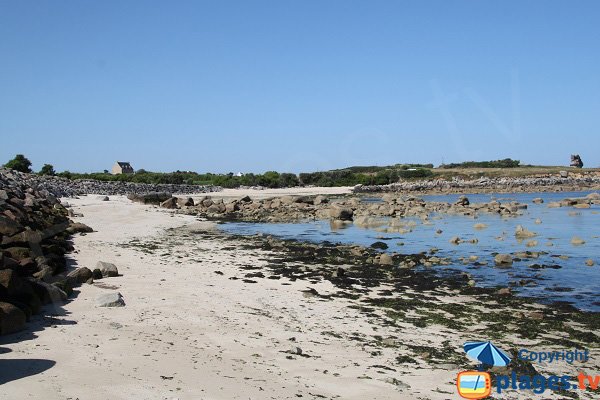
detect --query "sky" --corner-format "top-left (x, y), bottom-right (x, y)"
top-left (1, 1), bottom-right (599, 173)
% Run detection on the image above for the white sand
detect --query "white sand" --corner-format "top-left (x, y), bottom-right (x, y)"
top-left (1, 195), bottom-right (442, 399)
top-left (193, 186), bottom-right (353, 201)
top-left (2, 196), bottom-right (593, 399)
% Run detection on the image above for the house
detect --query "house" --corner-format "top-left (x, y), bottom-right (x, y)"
top-left (111, 161), bottom-right (134, 175)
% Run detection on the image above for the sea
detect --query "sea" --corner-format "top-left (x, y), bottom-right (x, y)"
top-left (220, 191), bottom-right (600, 311)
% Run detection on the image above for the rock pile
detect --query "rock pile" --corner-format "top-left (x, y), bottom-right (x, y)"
top-left (0, 169), bottom-right (116, 335)
top-left (354, 175), bottom-right (600, 194)
top-left (162, 193), bottom-right (531, 223)
top-left (1, 169), bottom-right (221, 198)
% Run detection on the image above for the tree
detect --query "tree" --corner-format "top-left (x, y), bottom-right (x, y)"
top-left (39, 164), bottom-right (56, 176)
top-left (4, 154), bottom-right (32, 173)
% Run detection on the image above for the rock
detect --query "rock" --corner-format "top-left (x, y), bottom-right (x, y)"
top-left (532, 198), bottom-right (544, 204)
top-left (473, 223), bottom-right (488, 230)
top-left (0, 302), bottom-right (26, 335)
top-left (29, 280), bottom-right (67, 304)
top-left (515, 225), bottom-right (536, 239)
top-left (570, 154), bottom-right (583, 168)
top-left (160, 197), bottom-right (178, 209)
top-left (291, 346), bottom-right (303, 355)
top-left (585, 259), bottom-right (595, 266)
top-left (455, 196), bottom-right (470, 206)
top-left (314, 195), bottom-right (328, 205)
top-left (0, 215), bottom-right (22, 236)
top-left (449, 236), bottom-right (461, 245)
top-left (92, 268), bottom-right (103, 279)
top-left (573, 203), bottom-right (590, 209)
top-left (96, 261), bottom-right (119, 278)
top-left (585, 193), bottom-right (600, 200)
top-left (240, 195), bottom-right (252, 203)
top-left (225, 202), bottom-right (240, 213)
top-left (496, 288), bottom-right (512, 296)
top-left (494, 254), bottom-right (513, 266)
top-left (331, 267), bottom-right (346, 278)
top-left (535, 218), bottom-right (542, 224)
top-left (97, 196), bottom-right (109, 201)
top-left (378, 253), bottom-right (393, 265)
top-left (526, 240), bottom-right (538, 248)
top-left (559, 170), bottom-right (569, 178)
top-left (96, 292), bottom-right (125, 307)
top-left (328, 206), bottom-right (353, 221)
top-left (571, 236), bottom-right (585, 246)
top-left (129, 192), bottom-right (173, 205)
top-left (67, 267), bottom-right (93, 284)
top-left (528, 311), bottom-right (544, 320)
top-left (176, 197), bottom-right (194, 207)
top-left (66, 222), bottom-right (94, 234)
top-left (370, 241), bottom-right (388, 250)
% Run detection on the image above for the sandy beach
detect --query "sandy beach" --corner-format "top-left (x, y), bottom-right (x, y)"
top-left (1, 193), bottom-right (598, 400)
top-left (0, 195), bottom-right (440, 399)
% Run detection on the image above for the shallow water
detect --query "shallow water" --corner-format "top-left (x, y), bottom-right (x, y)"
top-left (220, 191), bottom-right (600, 311)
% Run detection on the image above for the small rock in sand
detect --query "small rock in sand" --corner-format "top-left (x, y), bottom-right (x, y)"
top-left (96, 261), bottom-right (119, 277)
top-left (96, 292), bottom-right (125, 307)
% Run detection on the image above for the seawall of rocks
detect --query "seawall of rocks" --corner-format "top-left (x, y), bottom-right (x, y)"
top-left (353, 176), bottom-right (600, 194)
top-left (2, 169), bottom-right (222, 198)
top-left (0, 170), bottom-right (98, 335)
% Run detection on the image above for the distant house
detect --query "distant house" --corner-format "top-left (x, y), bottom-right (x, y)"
top-left (111, 161), bottom-right (134, 175)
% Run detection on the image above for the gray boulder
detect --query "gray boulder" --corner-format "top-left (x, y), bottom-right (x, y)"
top-left (177, 197), bottom-right (194, 207)
top-left (328, 206), bottom-right (353, 221)
top-left (66, 267), bottom-right (93, 284)
top-left (160, 197), bottom-right (178, 209)
top-left (96, 261), bottom-right (119, 278)
top-left (96, 292), bottom-right (125, 307)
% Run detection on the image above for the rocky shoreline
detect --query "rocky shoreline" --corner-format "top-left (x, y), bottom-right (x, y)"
top-left (2, 169), bottom-right (222, 198)
top-left (353, 175), bottom-right (600, 194)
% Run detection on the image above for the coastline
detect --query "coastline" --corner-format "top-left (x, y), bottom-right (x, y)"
top-left (1, 195), bottom-right (598, 399)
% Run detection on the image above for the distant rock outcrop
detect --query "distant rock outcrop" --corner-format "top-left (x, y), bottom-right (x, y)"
top-left (570, 154), bottom-right (583, 168)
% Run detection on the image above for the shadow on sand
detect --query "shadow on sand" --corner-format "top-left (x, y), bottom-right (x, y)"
top-left (0, 357), bottom-right (56, 384)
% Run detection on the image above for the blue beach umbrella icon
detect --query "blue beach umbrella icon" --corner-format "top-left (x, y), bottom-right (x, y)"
top-left (464, 341), bottom-right (511, 367)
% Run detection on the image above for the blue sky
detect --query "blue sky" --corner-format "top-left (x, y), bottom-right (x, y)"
top-left (1, 1), bottom-right (598, 173)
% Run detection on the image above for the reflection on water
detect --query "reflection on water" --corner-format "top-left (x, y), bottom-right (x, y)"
top-left (220, 191), bottom-right (600, 311)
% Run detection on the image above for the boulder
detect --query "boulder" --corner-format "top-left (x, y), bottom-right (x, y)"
top-left (66, 267), bottom-right (93, 284)
top-left (515, 225), bottom-right (536, 239)
top-left (176, 197), bottom-right (194, 207)
top-left (160, 197), bottom-right (178, 209)
top-left (225, 202), bottom-right (240, 213)
top-left (96, 292), bottom-right (125, 307)
top-left (128, 192), bottom-right (172, 205)
top-left (378, 253), bottom-right (394, 265)
top-left (0, 302), bottom-right (26, 335)
top-left (0, 215), bottom-right (22, 236)
top-left (66, 222), bottom-right (94, 234)
top-left (314, 195), bottom-right (328, 205)
top-left (570, 154), bottom-right (583, 168)
top-left (28, 280), bottom-right (67, 304)
top-left (494, 254), bottom-right (513, 266)
top-left (96, 261), bottom-right (119, 278)
top-left (455, 196), bottom-right (470, 206)
top-left (328, 206), bottom-right (353, 221)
